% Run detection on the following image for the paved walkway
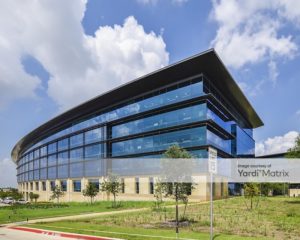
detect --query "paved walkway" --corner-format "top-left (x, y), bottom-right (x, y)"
top-left (3, 207), bottom-right (150, 227)
top-left (0, 227), bottom-right (72, 240)
top-left (3, 200), bottom-right (214, 227)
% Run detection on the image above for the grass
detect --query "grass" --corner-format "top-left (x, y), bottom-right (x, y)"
top-left (28, 197), bottom-right (300, 240)
top-left (0, 201), bottom-right (157, 224)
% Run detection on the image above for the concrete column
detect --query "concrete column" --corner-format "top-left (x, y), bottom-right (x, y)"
top-left (124, 177), bottom-right (135, 194)
top-left (191, 175), bottom-right (209, 200)
top-left (139, 177), bottom-right (150, 194)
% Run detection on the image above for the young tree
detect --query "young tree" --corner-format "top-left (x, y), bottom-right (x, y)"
top-left (32, 193), bottom-right (40, 203)
top-left (10, 190), bottom-right (23, 201)
top-left (160, 145), bottom-right (195, 237)
top-left (285, 135), bottom-right (300, 158)
top-left (50, 185), bottom-right (64, 203)
top-left (244, 183), bottom-right (260, 210)
top-left (101, 174), bottom-right (123, 208)
top-left (154, 180), bottom-right (164, 210)
top-left (29, 192), bottom-right (34, 202)
top-left (83, 182), bottom-right (99, 204)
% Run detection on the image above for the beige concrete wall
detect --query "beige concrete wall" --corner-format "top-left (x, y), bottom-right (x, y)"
top-left (20, 175), bottom-right (229, 202)
top-left (289, 189), bottom-right (300, 197)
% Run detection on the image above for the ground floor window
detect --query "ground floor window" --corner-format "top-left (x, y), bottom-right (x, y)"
top-left (88, 179), bottom-right (100, 190)
top-left (149, 177), bottom-right (154, 194)
top-left (73, 180), bottom-right (81, 192)
top-left (50, 181), bottom-right (55, 191)
top-left (42, 181), bottom-right (46, 191)
top-left (60, 180), bottom-right (67, 191)
top-left (135, 177), bottom-right (139, 194)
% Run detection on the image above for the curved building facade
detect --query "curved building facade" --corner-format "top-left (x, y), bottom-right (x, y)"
top-left (12, 49), bottom-right (263, 201)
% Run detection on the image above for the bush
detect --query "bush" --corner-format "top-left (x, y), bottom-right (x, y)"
top-left (0, 202), bottom-right (69, 210)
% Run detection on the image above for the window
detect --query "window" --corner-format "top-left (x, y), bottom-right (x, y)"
top-left (28, 171), bottom-right (33, 181)
top-left (34, 170), bottom-right (39, 180)
top-left (40, 168), bottom-right (47, 180)
top-left (70, 148), bottom-right (83, 162)
top-left (40, 157), bottom-right (47, 168)
top-left (29, 161), bottom-right (34, 170)
top-left (58, 151), bottom-right (69, 165)
top-left (40, 146), bottom-right (47, 156)
top-left (85, 144), bottom-right (102, 160)
top-left (112, 127), bottom-right (206, 157)
top-left (70, 133), bottom-right (83, 148)
top-left (121, 178), bottom-right (125, 193)
top-left (85, 160), bottom-right (102, 177)
top-left (112, 104), bottom-right (206, 138)
top-left (34, 159), bottom-right (40, 169)
top-left (30, 182), bottom-right (33, 191)
top-left (60, 180), bottom-right (67, 192)
top-left (58, 138), bottom-right (69, 151)
top-left (34, 149), bottom-right (40, 159)
top-left (48, 154), bottom-right (57, 166)
top-left (73, 180), bottom-right (81, 192)
top-left (48, 166), bottom-right (57, 179)
top-left (42, 181), bottom-right (46, 191)
top-left (48, 142), bottom-right (57, 154)
top-left (35, 182), bottom-right (39, 191)
top-left (50, 181), bottom-right (56, 191)
top-left (58, 165), bottom-right (69, 179)
top-left (135, 178), bottom-right (139, 194)
top-left (149, 177), bottom-right (154, 194)
top-left (85, 128), bottom-right (102, 144)
top-left (70, 163), bottom-right (83, 178)
top-left (88, 179), bottom-right (100, 190)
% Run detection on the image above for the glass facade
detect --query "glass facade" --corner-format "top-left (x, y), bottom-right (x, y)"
top-left (16, 76), bottom-right (256, 183)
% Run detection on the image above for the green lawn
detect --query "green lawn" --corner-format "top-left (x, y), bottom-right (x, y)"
top-left (28, 197), bottom-right (300, 240)
top-left (0, 201), bottom-right (156, 224)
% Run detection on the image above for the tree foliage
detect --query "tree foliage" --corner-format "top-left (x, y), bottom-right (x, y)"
top-left (83, 182), bottom-right (99, 204)
top-left (50, 185), bottom-right (65, 203)
top-left (244, 183), bottom-right (260, 210)
top-left (101, 174), bottom-right (123, 208)
top-left (29, 192), bottom-right (40, 203)
top-left (285, 135), bottom-right (300, 158)
top-left (158, 145), bottom-right (195, 235)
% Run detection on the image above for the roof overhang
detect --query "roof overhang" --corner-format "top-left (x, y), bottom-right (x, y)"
top-left (11, 49), bottom-right (263, 163)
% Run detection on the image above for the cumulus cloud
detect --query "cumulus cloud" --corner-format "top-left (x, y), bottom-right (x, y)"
top-left (0, 158), bottom-right (17, 188)
top-left (210, 0), bottom-right (299, 82)
top-left (255, 131), bottom-right (299, 156)
top-left (0, 1), bottom-right (169, 111)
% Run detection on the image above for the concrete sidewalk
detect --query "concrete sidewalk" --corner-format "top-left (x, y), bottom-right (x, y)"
top-left (3, 199), bottom-right (214, 227)
top-left (3, 207), bottom-right (149, 227)
top-left (1, 226), bottom-right (120, 240)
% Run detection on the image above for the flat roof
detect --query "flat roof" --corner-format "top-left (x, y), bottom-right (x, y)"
top-left (11, 49), bottom-right (263, 162)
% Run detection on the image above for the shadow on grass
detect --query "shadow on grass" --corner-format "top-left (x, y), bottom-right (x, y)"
top-left (213, 233), bottom-right (221, 239)
top-left (285, 200), bottom-right (300, 204)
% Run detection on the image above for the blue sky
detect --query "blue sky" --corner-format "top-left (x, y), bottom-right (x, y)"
top-left (0, 0), bottom-right (299, 187)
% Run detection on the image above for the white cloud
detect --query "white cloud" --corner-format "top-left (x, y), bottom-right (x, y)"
top-left (137, 0), bottom-right (188, 6)
top-left (268, 60), bottom-right (279, 85)
top-left (0, 1), bottom-right (169, 111)
top-left (137, 0), bottom-right (159, 5)
top-left (172, 0), bottom-right (189, 6)
top-left (0, 158), bottom-right (17, 188)
top-left (296, 110), bottom-right (300, 117)
top-left (210, 0), bottom-right (299, 82)
top-left (48, 16), bottom-right (169, 110)
top-left (255, 131), bottom-right (299, 156)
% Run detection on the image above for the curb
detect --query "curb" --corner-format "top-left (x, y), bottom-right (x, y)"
top-left (8, 226), bottom-right (121, 240)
